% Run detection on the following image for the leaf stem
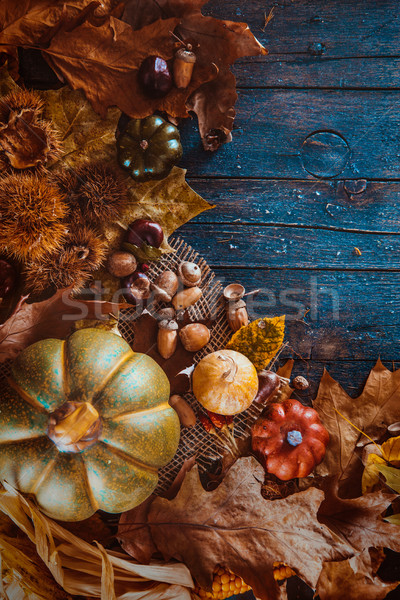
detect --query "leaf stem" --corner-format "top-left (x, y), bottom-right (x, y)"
top-left (333, 407), bottom-right (382, 454)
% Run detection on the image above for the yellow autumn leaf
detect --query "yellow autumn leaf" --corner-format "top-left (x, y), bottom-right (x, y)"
top-left (375, 463), bottom-right (400, 493)
top-left (361, 453), bottom-right (386, 494)
top-left (42, 86), bottom-right (121, 169)
top-left (385, 513), bottom-right (400, 526)
top-left (361, 436), bottom-right (400, 494)
top-left (226, 315), bottom-right (285, 371)
top-left (381, 435), bottom-right (400, 465)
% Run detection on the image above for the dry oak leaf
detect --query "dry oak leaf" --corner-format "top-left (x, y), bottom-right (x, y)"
top-left (0, 288), bottom-right (131, 363)
top-left (316, 548), bottom-right (398, 600)
top-left (226, 315), bottom-right (285, 372)
top-left (42, 17), bottom-right (207, 120)
top-left (122, 0), bottom-right (267, 150)
top-left (132, 456), bottom-right (353, 600)
top-left (0, 0), bottom-right (108, 77)
top-left (313, 360), bottom-right (400, 498)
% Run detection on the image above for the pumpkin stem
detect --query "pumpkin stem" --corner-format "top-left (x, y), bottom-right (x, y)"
top-left (287, 430), bottom-right (302, 447)
top-left (48, 401), bottom-right (102, 453)
top-left (140, 139), bottom-right (149, 150)
top-left (218, 354), bottom-right (238, 383)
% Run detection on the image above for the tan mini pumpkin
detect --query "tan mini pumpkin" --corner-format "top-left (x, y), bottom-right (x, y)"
top-left (0, 329), bottom-right (180, 521)
top-left (192, 349), bottom-right (258, 415)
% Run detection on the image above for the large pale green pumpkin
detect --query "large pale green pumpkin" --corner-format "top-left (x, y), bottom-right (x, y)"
top-left (0, 329), bottom-right (180, 521)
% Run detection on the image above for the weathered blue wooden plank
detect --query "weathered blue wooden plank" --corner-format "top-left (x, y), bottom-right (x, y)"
top-left (186, 178), bottom-right (400, 232)
top-left (178, 224), bottom-right (400, 269)
top-left (207, 268), bottom-right (400, 361)
top-left (233, 56), bottom-right (400, 90)
top-left (205, 0), bottom-right (400, 57)
top-left (279, 358), bottom-right (399, 406)
top-left (180, 89), bottom-right (400, 179)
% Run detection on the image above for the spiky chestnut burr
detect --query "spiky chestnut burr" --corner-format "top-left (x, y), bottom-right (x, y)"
top-left (0, 88), bottom-right (61, 171)
top-left (24, 225), bottom-right (107, 294)
top-left (0, 88), bottom-right (44, 122)
top-left (0, 173), bottom-right (68, 262)
top-left (52, 163), bottom-right (128, 225)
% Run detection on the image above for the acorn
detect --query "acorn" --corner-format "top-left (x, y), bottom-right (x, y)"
top-left (157, 319), bottom-right (178, 359)
top-left (173, 46), bottom-right (196, 89)
top-left (178, 261), bottom-right (202, 287)
top-left (226, 299), bottom-right (249, 332)
top-left (172, 286), bottom-right (202, 310)
top-left (106, 251), bottom-right (137, 278)
top-left (179, 323), bottom-right (210, 352)
top-left (157, 307), bottom-right (176, 321)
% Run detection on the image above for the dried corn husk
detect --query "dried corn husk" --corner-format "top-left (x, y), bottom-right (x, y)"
top-left (0, 484), bottom-right (193, 600)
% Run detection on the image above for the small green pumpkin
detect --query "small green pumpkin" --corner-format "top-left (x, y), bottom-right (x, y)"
top-left (117, 115), bottom-right (183, 182)
top-left (0, 329), bottom-right (180, 521)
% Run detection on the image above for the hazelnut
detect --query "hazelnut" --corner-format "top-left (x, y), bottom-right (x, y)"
top-left (152, 270), bottom-right (179, 303)
top-left (178, 261), bottom-right (202, 287)
top-left (172, 286), bottom-right (202, 310)
top-left (157, 319), bottom-right (178, 359)
top-left (107, 251), bottom-right (137, 278)
top-left (179, 323), bottom-right (210, 352)
top-left (292, 376), bottom-right (309, 390)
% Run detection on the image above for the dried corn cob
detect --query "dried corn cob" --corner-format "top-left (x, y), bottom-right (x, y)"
top-left (194, 566), bottom-right (251, 599)
top-left (194, 562), bottom-right (296, 599)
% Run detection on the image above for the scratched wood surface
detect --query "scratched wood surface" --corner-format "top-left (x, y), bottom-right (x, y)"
top-left (178, 3), bottom-right (400, 598)
top-left (179, 0), bottom-right (400, 396)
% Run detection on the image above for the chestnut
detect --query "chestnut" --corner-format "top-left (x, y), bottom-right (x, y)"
top-left (138, 56), bottom-right (172, 98)
top-left (121, 271), bottom-right (151, 305)
top-left (125, 219), bottom-right (164, 249)
top-left (0, 259), bottom-right (16, 303)
top-left (254, 370), bottom-right (280, 405)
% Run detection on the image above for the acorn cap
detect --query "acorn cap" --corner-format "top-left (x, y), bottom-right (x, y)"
top-left (223, 283), bottom-right (245, 301)
top-left (175, 48), bottom-right (196, 63)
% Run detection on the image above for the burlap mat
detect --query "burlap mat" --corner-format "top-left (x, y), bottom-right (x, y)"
top-left (0, 236), bottom-right (267, 496)
top-left (120, 236), bottom-right (266, 494)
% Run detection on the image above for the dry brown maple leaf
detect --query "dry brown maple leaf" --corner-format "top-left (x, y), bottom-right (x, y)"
top-left (122, 0), bottom-right (267, 150)
top-left (119, 456), bottom-right (357, 600)
top-left (316, 548), bottom-right (398, 600)
top-left (118, 456), bottom-right (197, 564)
top-left (0, 288), bottom-right (130, 363)
top-left (313, 360), bottom-right (400, 498)
top-left (318, 479), bottom-right (399, 555)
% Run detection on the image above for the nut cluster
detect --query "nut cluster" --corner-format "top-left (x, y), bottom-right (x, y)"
top-left (151, 261), bottom-right (211, 359)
